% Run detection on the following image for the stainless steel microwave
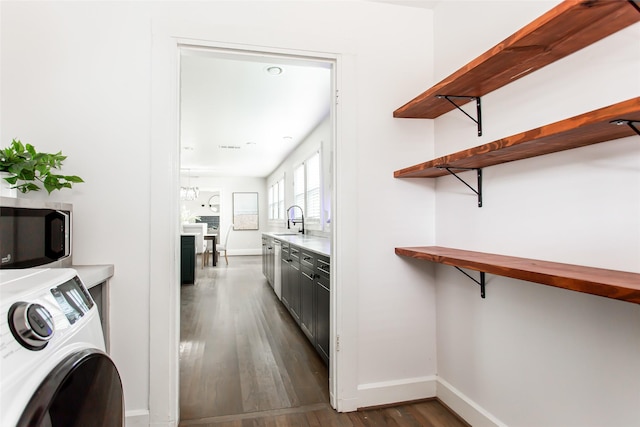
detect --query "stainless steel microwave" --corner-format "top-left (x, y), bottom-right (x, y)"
top-left (0, 197), bottom-right (72, 269)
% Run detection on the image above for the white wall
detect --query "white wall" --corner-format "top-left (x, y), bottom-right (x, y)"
top-left (1, 2), bottom-right (154, 422)
top-left (1, 1), bottom-right (436, 425)
top-left (432, 2), bottom-right (640, 426)
top-left (7, 1), bottom-right (637, 426)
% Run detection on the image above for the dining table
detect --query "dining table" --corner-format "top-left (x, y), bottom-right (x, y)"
top-left (204, 234), bottom-right (218, 266)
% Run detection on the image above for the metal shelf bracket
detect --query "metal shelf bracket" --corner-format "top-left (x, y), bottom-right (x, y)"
top-left (610, 119), bottom-right (640, 137)
top-left (439, 167), bottom-right (483, 207)
top-left (454, 267), bottom-right (486, 298)
top-left (436, 95), bottom-right (482, 136)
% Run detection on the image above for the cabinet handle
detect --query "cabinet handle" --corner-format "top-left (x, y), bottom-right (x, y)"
top-left (302, 271), bottom-right (314, 280)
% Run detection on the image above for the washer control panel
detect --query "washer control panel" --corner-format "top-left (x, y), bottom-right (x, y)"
top-left (8, 303), bottom-right (54, 350)
top-left (1, 270), bottom-right (94, 352)
top-left (49, 276), bottom-right (94, 325)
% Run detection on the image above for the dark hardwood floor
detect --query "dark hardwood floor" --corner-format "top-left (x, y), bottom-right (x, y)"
top-left (179, 256), bottom-right (468, 427)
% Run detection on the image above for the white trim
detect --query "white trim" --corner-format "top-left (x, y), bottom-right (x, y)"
top-left (331, 53), bottom-right (358, 412)
top-left (125, 410), bottom-right (150, 427)
top-left (357, 376), bottom-right (437, 409)
top-left (150, 23), bottom-right (181, 427)
top-left (436, 377), bottom-right (508, 427)
top-left (150, 24), bottom-right (352, 424)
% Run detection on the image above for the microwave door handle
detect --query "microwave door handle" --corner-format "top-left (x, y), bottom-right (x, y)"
top-left (58, 210), bottom-right (71, 257)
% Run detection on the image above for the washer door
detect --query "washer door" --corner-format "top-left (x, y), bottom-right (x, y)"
top-left (18, 348), bottom-right (123, 427)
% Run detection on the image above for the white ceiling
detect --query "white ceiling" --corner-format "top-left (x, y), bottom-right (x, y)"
top-left (369, 0), bottom-right (438, 9)
top-left (179, 1), bottom-right (437, 180)
top-left (180, 50), bottom-right (331, 178)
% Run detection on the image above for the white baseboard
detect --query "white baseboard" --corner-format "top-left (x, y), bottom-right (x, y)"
top-left (336, 396), bottom-right (359, 412)
top-left (357, 375), bottom-right (437, 409)
top-left (436, 377), bottom-right (507, 427)
top-left (125, 410), bottom-right (150, 427)
top-left (148, 421), bottom-right (177, 427)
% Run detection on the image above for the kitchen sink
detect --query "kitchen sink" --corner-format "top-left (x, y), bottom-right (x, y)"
top-left (273, 233), bottom-right (300, 236)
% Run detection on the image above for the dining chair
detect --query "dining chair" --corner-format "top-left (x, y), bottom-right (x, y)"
top-left (216, 224), bottom-right (233, 265)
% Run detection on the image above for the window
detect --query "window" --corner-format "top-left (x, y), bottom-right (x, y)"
top-left (305, 152), bottom-right (321, 221)
top-left (268, 176), bottom-right (285, 220)
top-left (278, 177), bottom-right (285, 220)
top-left (293, 151), bottom-right (321, 223)
top-left (268, 185), bottom-right (274, 219)
top-left (293, 164), bottom-right (305, 211)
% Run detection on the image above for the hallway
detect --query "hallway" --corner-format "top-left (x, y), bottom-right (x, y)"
top-left (179, 256), bottom-right (467, 426)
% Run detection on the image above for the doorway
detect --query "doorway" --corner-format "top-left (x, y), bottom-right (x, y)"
top-left (178, 46), bottom-right (336, 422)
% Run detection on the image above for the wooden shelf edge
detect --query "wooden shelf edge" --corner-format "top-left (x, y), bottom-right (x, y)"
top-left (393, 0), bottom-right (640, 119)
top-left (396, 246), bottom-right (640, 304)
top-left (394, 97), bottom-right (640, 178)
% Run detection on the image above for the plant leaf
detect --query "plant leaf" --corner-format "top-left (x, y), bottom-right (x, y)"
top-left (64, 175), bottom-right (84, 183)
top-left (1, 139), bottom-right (84, 193)
top-left (26, 144), bottom-right (37, 157)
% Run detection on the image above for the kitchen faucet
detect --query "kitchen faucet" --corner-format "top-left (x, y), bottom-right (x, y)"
top-left (286, 205), bottom-right (305, 235)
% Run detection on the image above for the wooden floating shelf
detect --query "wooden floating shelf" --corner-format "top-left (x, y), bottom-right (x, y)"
top-left (393, 0), bottom-right (640, 119)
top-left (396, 246), bottom-right (640, 304)
top-left (394, 97), bottom-right (640, 178)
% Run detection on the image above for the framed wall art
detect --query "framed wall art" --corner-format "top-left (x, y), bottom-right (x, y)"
top-left (232, 192), bottom-right (259, 230)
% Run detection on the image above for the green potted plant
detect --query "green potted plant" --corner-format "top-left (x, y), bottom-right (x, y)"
top-left (0, 138), bottom-right (84, 194)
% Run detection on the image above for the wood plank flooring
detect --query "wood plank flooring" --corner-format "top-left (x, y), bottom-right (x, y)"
top-left (179, 256), bottom-right (468, 427)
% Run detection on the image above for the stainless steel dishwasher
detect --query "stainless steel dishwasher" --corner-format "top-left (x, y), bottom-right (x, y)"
top-left (274, 240), bottom-right (282, 300)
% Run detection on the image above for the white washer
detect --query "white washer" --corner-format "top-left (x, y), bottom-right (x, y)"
top-left (0, 268), bottom-right (123, 427)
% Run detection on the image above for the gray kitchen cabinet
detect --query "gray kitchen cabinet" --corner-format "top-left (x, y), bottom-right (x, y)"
top-left (262, 236), bottom-right (275, 287)
top-left (300, 252), bottom-right (316, 343)
top-left (287, 245), bottom-right (301, 325)
top-left (280, 241), bottom-right (291, 310)
top-left (315, 255), bottom-right (330, 365)
top-left (261, 234), bottom-right (330, 366)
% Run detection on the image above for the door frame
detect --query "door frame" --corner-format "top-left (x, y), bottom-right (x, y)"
top-left (150, 29), bottom-right (360, 425)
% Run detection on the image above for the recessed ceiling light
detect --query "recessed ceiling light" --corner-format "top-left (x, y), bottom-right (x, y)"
top-left (283, 136), bottom-right (293, 141)
top-left (246, 141), bottom-right (256, 145)
top-left (266, 66), bottom-right (284, 76)
top-left (182, 146), bottom-right (195, 151)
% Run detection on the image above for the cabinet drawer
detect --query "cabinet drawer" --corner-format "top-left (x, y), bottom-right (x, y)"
top-left (289, 246), bottom-right (300, 262)
top-left (316, 256), bottom-right (330, 281)
top-left (301, 252), bottom-right (315, 269)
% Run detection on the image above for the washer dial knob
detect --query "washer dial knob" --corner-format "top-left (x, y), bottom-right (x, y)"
top-left (9, 302), bottom-right (55, 350)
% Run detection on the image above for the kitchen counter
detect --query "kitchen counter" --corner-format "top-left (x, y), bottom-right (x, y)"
top-left (72, 264), bottom-right (115, 289)
top-left (263, 232), bottom-right (330, 257)
top-left (72, 264), bottom-right (114, 351)
top-left (262, 232), bottom-right (330, 365)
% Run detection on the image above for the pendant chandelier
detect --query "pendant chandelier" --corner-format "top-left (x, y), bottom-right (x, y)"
top-left (180, 169), bottom-right (199, 201)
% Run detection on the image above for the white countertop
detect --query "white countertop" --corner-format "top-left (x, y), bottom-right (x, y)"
top-left (263, 232), bottom-right (330, 257)
top-left (72, 264), bottom-right (115, 289)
